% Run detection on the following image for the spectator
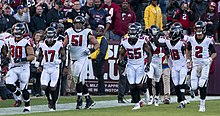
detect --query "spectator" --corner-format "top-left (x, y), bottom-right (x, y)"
top-left (47, 0), bottom-right (66, 25)
top-left (167, 0), bottom-right (180, 23)
top-left (13, 5), bottom-right (31, 23)
top-left (3, 5), bottom-right (17, 29)
top-left (86, 0), bottom-right (111, 35)
top-left (159, 0), bottom-right (169, 27)
top-left (115, 0), bottom-right (136, 38)
top-left (81, 0), bottom-right (94, 13)
top-left (79, 0), bottom-right (86, 6)
top-left (144, 0), bottom-right (163, 30)
top-left (102, 0), bottom-right (120, 40)
top-left (30, 0), bottom-right (52, 16)
top-left (66, 0), bottom-right (86, 28)
top-left (91, 25), bottom-right (108, 95)
top-left (63, 0), bottom-right (72, 14)
top-left (190, 0), bottom-right (208, 22)
top-left (50, 22), bottom-right (65, 41)
top-left (30, 30), bottom-right (44, 97)
top-left (201, 1), bottom-right (219, 40)
top-left (130, 0), bottom-right (143, 23)
top-left (30, 5), bottom-right (47, 33)
top-left (0, 4), bottom-right (7, 33)
top-left (173, 1), bottom-right (194, 35)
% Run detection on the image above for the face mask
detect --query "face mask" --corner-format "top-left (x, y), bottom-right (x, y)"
top-left (94, 3), bottom-right (101, 9)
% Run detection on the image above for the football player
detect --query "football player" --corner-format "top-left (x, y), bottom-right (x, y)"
top-left (157, 23), bottom-right (188, 108)
top-left (186, 21), bottom-right (217, 112)
top-left (146, 25), bottom-right (164, 106)
top-left (5, 23), bottom-right (35, 112)
top-left (37, 27), bottom-right (65, 111)
top-left (118, 23), bottom-right (152, 110)
top-left (64, 16), bottom-right (99, 109)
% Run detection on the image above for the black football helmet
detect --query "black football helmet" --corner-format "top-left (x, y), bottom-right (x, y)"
top-left (128, 23), bottom-right (139, 44)
top-left (169, 25), bottom-right (182, 41)
top-left (134, 22), bottom-right (143, 37)
top-left (12, 23), bottom-right (26, 38)
top-left (45, 27), bottom-right (57, 42)
top-left (194, 21), bottom-right (206, 35)
top-left (148, 25), bottom-right (160, 37)
top-left (73, 16), bottom-right (86, 32)
top-left (172, 22), bottom-right (183, 31)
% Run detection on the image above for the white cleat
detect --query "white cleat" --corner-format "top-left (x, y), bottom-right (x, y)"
top-left (154, 96), bottom-right (159, 106)
top-left (23, 106), bottom-right (31, 112)
top-left (132, 103), bottom-right (141, 110)
top-left (49, 109), bottom-right (56, 112)
top-left (148, 96), bottom-right (154, 105)
top-left (199, 105), bottom-right (206, 112)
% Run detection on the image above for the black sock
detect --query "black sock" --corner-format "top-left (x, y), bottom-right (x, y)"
top-left (50, 90), bottom-right (57, 104)
top-left (45, 87), bottom-right (51, 101)
top-left (155, 82), bottom-right (160, 96)
top-left (147, 78), bottom-right (153, 96)
top-left (199, 87), bottom-right (207, 100)
top-left (22, 89), bottom-right (30, 107)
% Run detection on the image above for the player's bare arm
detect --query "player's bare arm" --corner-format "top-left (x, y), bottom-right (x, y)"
top-left (186, 42), bottom-right (192, 69)
top-left (63, 35), bottom-right (69, 47)
top-left (26, 45), bottom-right (35, 61)
top-left (37, 48), bottom-right (43, 72)
top-left (144, 43), bottom-right (152, 65)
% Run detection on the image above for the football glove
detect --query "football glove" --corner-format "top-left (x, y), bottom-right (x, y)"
top-left (118, 60), bottom-right (127, 67)
top-left (144, 64), bottom-right (150, 73)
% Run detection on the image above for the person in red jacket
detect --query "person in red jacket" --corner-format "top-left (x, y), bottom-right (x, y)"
top-left (102, 0), bottom-right (121, 40)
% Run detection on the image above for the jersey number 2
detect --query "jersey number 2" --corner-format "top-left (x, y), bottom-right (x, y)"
top-left (127, 48), bottom-right (141, 59)
top-left (195, 46), bottom-right (203, 58)
top-left (71, 35), bottom-right (83, 46)
top-left (44, 50), bottom-right (55, 62)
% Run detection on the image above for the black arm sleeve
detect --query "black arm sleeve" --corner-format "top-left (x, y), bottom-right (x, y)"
top-left (208, 43), bottom-right (216, 54)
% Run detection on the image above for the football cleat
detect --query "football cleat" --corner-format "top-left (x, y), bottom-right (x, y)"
top-left (177, 102), bottom-right (185, 108)
top-left (154, 96), bottom-right (159, 106)
top-left (139, 100), bottom-right (143, 107)
top-left (189, 90), bottom-right (195, 98)
top-left (13, 100), bottom-right (22, 107)
top-left (199, 105), bottom-right (205, 112)
top-left (132, 103), bottom-right (141, 110)
top-left (148, 96), bottom-right (154, 105)
top-left (85, 99), bottom-right (96, 109)
top-left (76, 99), bottom-right (83, 109)
top-left (163, 98), bottom-right (170, 104)
top-left (23, 106), bottom-right (31, 112)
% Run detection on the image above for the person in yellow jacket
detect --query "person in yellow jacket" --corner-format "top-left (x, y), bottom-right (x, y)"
top-left (144, 0), bottom-right (163, 30)
top-left (90, 25), bottom-right (108, 95)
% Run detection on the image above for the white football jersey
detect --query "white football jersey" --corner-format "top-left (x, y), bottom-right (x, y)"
top-left (121, 38), bottom-right (145, 66)
top-left (0, 39), bottom-right (5, 64)
top-left (39, 41), bottom-right (63, 67)
top-left (188, 35), bottom-right (213, 62)
top-left (65, 28), bottom-right (92, 60)
top-left (165, 39), bottom-right (186, 67)
top-left (150, 41), bottom-right (163, 64)
top-left (7, 36), bottom-right (31, 65)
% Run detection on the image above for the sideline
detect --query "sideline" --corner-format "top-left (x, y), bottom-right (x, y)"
top-left (1, 96), bottom-right (220, 115)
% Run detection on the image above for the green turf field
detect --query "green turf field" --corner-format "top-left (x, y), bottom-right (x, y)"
top-left (15, 100), bottom-right (220, 116)
top-left (0, 95), bottom-right (121, 108)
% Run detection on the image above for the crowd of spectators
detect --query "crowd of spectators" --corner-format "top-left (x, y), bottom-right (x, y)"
top-left (0, 0), bottom-right (219, 100)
